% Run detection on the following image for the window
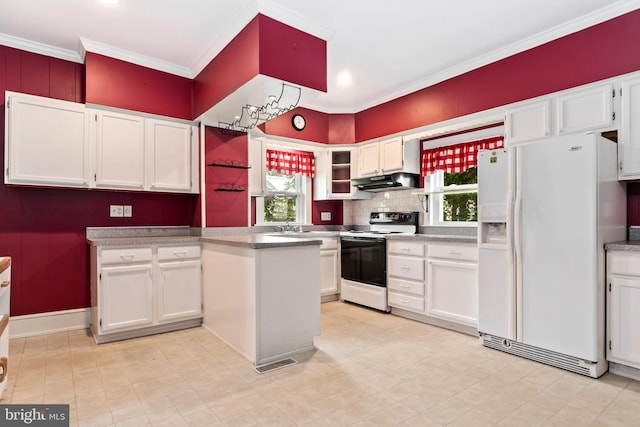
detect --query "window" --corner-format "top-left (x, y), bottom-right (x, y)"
top-left (421, 132), bottom-right (503, 225)
top-left (427, 168), bottom-right (478, 224)
top-left (263, 170), bottom-right (305, 223)
top-left (255, 146), bottom-right (314, 225)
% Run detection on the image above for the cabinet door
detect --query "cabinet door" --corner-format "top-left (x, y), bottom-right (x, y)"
top-left (619, 76), bottom-right (640, 179)
top-left (505, 100), bottom-right (551, 145)
top-left (157, 259), bottom-right (202, 322)
top-left (608, 276), bottom-right (640, 369)
top-left (6, 93), bottom-right (90, 187)
top-left (100, 263), bottom-right (154, 332)
top-left (358, 143), bottom-right (380, 177)
top-left (94, 110), bottom-right (145, 189)
top-left (380, 137), bottom-right (404, 173)
top-left (320, 249), bottom-right (338, 296)
top-left (427, 259), bottom-right (477, 326)
top-left (557, 83), bottom-right (613, 135)
top-left (146, 119), bottom-right (193, 192)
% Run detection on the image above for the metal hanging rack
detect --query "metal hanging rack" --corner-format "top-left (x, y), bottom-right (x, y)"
top-left (218, 83), bottom-right (302, 133)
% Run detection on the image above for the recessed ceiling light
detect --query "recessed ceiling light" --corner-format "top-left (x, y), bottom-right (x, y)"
top-left (101, 0), bottom-right (120, 5)
top-left (337, 71), bottom-right (352, 87)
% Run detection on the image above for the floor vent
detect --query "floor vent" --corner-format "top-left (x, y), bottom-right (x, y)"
top-left (481, 334), bottom-right (602, 378)
top-left (254, 358), bottom-right (297, 374)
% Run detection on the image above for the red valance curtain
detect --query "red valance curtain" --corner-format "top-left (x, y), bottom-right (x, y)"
top-left (266, 148), bottom-right (315, 178)
top-left (421, 136), bottom-right (504, 176)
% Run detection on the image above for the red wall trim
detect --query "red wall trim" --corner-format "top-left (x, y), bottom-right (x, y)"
top-left (85, 52), bottom-right (192, 120)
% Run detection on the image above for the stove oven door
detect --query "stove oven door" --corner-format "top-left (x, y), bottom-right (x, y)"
top-left (340, 237), bottom-right (386, 287)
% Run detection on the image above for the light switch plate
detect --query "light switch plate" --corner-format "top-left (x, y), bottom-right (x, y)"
top-left (321, 212), bottom-right (331, 221)
top-left (123, 205), bottom-right (132, 217)
top-left (110, 205), bottom-right (124, 217)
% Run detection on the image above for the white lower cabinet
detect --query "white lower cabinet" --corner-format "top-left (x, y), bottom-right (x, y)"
top-left (157, 246), bottom-right (202, 322)
top-left (319, 238), bottom-right (340, 300)
top-left (387, 241), bottom-right (426, 312)
top-left (606, 251), bottom-right (640, 371)
top-left (426, 243), bottom-right (478, 328)
top-left (100, 260), bottom-right (154, 332)
top-left (91, 244), bottom-right (202, 343)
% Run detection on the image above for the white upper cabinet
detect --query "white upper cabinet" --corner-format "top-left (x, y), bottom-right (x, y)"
top-left (380, 137), bottom-right (404, 173)
top-left (356, 136), bottom-right (420, 178)
top-left (557, 83), bottom-right (613, 135)
top-left (314, 147), bottom-right (371, 200)
top-left (146, 119), bottom-right (195, 193)
top-left (4, 92), bottom-right (199, 194)
top-left (619, 75), bottom-right (640, 180)
top-left (505, 100), bottom-right (551, 145)
top-left (5, 92), bottom-right (90, 187)
top-left (358, 142), bottom-right (380, 177)
top-left (93, 110), bottom-right (145, 190)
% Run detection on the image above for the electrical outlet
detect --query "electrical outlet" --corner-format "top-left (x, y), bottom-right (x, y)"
top-left (110, 205), bottom-right (124, 217)
top-left (321, 212), bottom-right (331, 221)
top-left (123, 205), bottom-right (132, 217)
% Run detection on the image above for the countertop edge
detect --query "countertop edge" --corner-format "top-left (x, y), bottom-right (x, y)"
top-left (605, 241), bottom-right (640, 252)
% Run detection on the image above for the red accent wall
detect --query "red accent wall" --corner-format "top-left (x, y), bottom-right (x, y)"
top-left (260, 107), bottom-right (329, 142)
top-left (627, 184), bottom-right (640, 227)
top-left (0, 48), bottom-right (197, 316)
top-left (355, 9), bottom-right (640, 142)
top-left (258, 14), bottom-right (327, 93)
top-left (204, 127), bottom-right (249, 227)
top-left (85, 52), bottom-right (192, 120)
top-left (193, 14), bottom-right (327, 119)
top-left (312, 200), bottom-right (343, 225)
top-left (328, 114), bottom-right (356, 145)
top-left (193, 16), bottom-right (261, 119)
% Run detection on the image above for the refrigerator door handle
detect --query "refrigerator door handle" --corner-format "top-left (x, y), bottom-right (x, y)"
top-left (514, 149), bottom-right (524, 342)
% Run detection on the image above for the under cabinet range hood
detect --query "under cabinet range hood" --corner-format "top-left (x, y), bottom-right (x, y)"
top-left (351, 173), bottom-right (420, 192)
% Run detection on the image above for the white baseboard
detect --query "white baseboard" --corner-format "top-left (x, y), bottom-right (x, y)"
top-left (609, 362), bottom-right (640, 382)
top-left (10, 308), bottom-right (91, 339)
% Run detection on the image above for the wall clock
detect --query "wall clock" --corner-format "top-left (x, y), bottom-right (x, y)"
top-left (291, 114), bottom-right (306, 131)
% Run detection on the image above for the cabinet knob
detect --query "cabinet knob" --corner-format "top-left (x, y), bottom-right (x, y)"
top-left (120, 254), bottom-right (135, 261)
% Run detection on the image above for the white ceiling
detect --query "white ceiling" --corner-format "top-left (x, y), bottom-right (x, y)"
top-left (1, 0), bottom-right (639, 114)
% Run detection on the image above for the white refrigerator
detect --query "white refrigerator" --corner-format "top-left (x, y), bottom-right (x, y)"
top-left (477, 133), bottom-right (626, 378)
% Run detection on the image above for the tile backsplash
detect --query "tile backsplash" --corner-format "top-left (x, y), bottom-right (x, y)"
top-left (343, 189), bottom-right (424, 225)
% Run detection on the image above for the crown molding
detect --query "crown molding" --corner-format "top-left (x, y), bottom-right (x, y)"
top-left (310, 0), bottom-right (640, 114)
top-left (0, 32), bottom-right (82, 63)
top-left (80, 38), bottom-right (193, 78)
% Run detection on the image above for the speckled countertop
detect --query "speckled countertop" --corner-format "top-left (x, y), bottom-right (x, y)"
top-left (87, 236), bottom-right (202, 247)
top-left (201, 234), bottom-right (322, 249)
top-left (605, 241), bottom-right (640, 252)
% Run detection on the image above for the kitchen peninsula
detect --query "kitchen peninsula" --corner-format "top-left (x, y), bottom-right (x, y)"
top-left (201, 234), bottom-right (321, 365)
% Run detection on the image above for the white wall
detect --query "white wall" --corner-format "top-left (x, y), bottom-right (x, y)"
top-left (343, 189), bottom-right (424, 225)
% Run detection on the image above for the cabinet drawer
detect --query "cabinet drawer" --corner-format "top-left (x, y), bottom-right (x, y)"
top-left (607, 252), bottom-right (640, 276)
top-left (428, 244), bottom-right (478, 262)
top-left (388, 241), bottom-right (425, 256)
top-left (388, 278), bottom-right (425, 296)
top-left (101, 247), bottom-right (152, 265)
top-left (158, 245), bottom-right (201, 261)
top-left (388, 292), bottom-right (424, 311)
top-left (388, 256), bottom-right (424, 281)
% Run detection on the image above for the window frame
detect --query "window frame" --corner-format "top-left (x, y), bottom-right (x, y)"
top-left (424, 170), bottom-right (478, 226)
top-left (255, 143), bottom-right (313, 226)
top-left (421, 126), bottom-right (502, 227)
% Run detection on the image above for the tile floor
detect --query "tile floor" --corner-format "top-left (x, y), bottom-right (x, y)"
top-left (3, 301), bottom-right (640, 426)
